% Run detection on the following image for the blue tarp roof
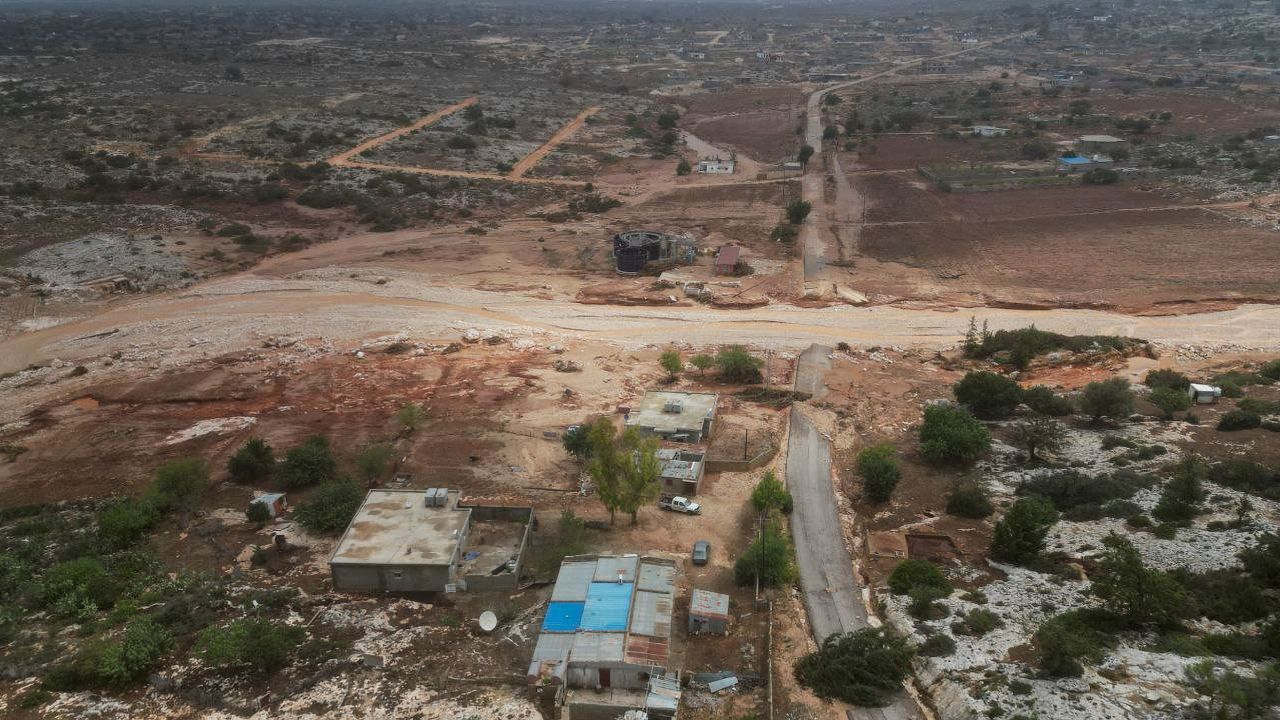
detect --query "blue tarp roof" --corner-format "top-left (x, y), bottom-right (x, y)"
top-left (542, 601), bottom-right (585, 633)
top-left (1059, 156), bottom-right (1091, 164)
top-left (580, 581), bottom-right (634, 632)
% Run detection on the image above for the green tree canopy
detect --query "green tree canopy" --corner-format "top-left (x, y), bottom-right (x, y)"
top-left (1080, 378), bottom-right (1134, 422)
top-left (734, 520), bottom-right (797, 587)
top-left (919, 404), bottom-right (991, 464)
top-left (1092, 534), bottom-right (1194, 627)
top-left (953, 371), bottom-right (1023, 420)
top-left (714, 345), bottom-right (764, 384)
top-left (856, 444), bottom-right (901, 503)
top-left (660, 349), bottom-right (682, 379)
top-left (750, 470), bottom-right (792, 514)
top-left (278, 436), bottom-right (337, 489)
top-left (227, 438), bottom-right (274, 483)
top-left (794, 627), bottom-right (915, 707)
top-left (990, 496), bottom-right (1059, 565)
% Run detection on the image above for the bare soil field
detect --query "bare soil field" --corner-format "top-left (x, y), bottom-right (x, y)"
top-left (857, 174), bottom-right (1280, 312)
top-left (1024, 88), bottom-right (1280, 136)
top-left (678, 87), bottom-right (808, 165)
top-left (855, 134), bottom-right (1028, 171)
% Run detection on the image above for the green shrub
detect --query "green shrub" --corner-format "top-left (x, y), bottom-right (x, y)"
top-left (1149, 387), bottom-right (1191, 419)
top-left (953, 371), bottom-right (1023, 420)
top-left (1020, 469), bottom-right (1143, 511)
top-left (918, 633), bottom-right (956, 657)
top-left (750, 471), bottom-right (792, 514)
top-left (294, 478), bottom-right (363, 534)
top-left (909, 584), bottom-right (948, 619)
top-left (97, 618), bottom-right (173, 686)
top-left (786, 200), bottom-right (812, 224)
top-left (1260, 359), bottom-right (1280, 381)
top-left (1092, 534), bottom-right (1194, 628)
top-left (888, 558), bottom-right (950, 596)
top-left (1184, 661), bottom-right (1280, 718)
top-left (1240, 534), bottom-right (1280, 587)
top-left (1080, 378), bottom-right (1134, 422)
top-left (919, 404), bottom-right (991, 465)
top-left (227, 438), bottom-right (274, 483)
top-left (1144, 369), bottom-right (1191, 391)
top-left (1101, 499), bottom-right (1142, 518)
top-left (1207, 459), bottom-right (1279, 501)
top-left (40, 557), bottom-right (118, 616)
top-left (1022, 385), bottom-right (1073, 416)
top-left (946, 482), bottom-right (994, 518)
top-left (1170, 568), bottom-right (1269, 624)
top-left (278, 436), bottom-right (337, 488)
top-left (1211, 370), bottom-right (1274, 388)
top-left (1152, 458), bottom-right (1205, 523)
top-left (714, 345), bottom-right (764, 384)
top-left (1033, 611), bottom-right (1108, 677)
top-left (856, 444), bottom-right (901, 503)
top-left (954, 608), bottom-right (1004, 636)
top-left (734, 521), bottom-right (797, 588)
top-left (794, 627), bottom-right (915, 707)
top-left (197, 618), bottom-right (306, 673)
top-left (246, 501), bottom-right (271, 525)
top-left (98, 498), bottom-right (161, 549)
top-left (1218, 409), bottom-right (1262, 431)
top-left (149, 458), bottom-right (208, 511)
top-left (990, 497), bottom-right (1058, 566)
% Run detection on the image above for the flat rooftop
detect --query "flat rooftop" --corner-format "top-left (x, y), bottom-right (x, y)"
top-left (331, 489), bottom-right (469, 567)
top-left (626, 391), bottom-right (718, 434)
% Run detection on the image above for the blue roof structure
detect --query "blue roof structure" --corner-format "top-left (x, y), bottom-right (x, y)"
top-left (1059, 156), bottom-right (1091, 165)
top-left (542, 601), bottom-right (585, 632)
top-left (579, 581), bottom-right (634, 631)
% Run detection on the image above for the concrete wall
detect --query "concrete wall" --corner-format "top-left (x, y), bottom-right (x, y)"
top-left (331, 563), bottom-right (455, 593)
top-left (459, 503), bottom-right (535, 592)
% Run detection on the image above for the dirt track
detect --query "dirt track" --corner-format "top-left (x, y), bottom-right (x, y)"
top-left (507, 106), bottom-right (600, 178)
top-left (327, 97), bottom-right (478, 165)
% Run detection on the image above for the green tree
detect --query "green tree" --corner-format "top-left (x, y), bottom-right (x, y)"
top-left (1080, 378), bottom-right (1134, 423)
top-left (856, 444), bottom-right (901, 503)
top-left (562, 423), bottom-right (591, 459)
top-left (227, 438), bottom-right (274, 483)
top-left (1144, 369), bottom-right (1191, 391)
top-left (1152, 456), bottom-right (1205, 523)
top-left (1240, 534), bottom-right (1280, 588)
top-left (397, 403), bottom-right (425, 432)
top-left (656, 110), bottom-right (679, 129)
top-left (356, 442), bottom-right (393, 484)
top-left (616, 429), bottom-right (662, 525)
top-left (797, 144), bottom-right (815, 165)
top-left (1034, 611), bottom-right (1104, 677)
top-left (676, 159), bottom-right (692, 176)
top-left (1022, 385), bottom-right (1073, 416)
top-left (734, 521), bottom-right (796, 587)
top-left (690, 353), bottom-right (714, 376)
top-left (1092, 534), bottom-right (1194, 627)
top-left (246, 500), bottom-right (272, 526)
top-left (946, 481), bottom-right (994, 518)
top-left (39, 557), bottom-right (118, 614)
top-left (294, 478), bottom-right (364, 534)
top-left (714, 345), bottom-right (764, 384)
top-left (822, 125), bottom-right (839, 141)
top-left (750, 470), bottom-right (792, 514)
top-left (990, 496), bottom-right (1059, 566)
top-left (794, 627), bottom-right (915, 707)
top-left (1012, 415), bottom-right (1066, 463)
top-left (659, 349), bottom-right (682, 380)
top-left (1149, 386), bottom-right (1191, 419)
top-left (786, 199), bottom-right (812, 224)
top-left (278, 436), bottom-right (337, 489)
top-left (586, 417), bottom-right (625, 523)
top-left (888, 558), bottom-right (950, 596)
top-left (150, 458), bottom-right (208, 512)
top-left (97, 618), bottom-right (172, 686)
top-left (919, 404), bottom-right (992, 464)
top-left (953, 371), bottom-right (1023, 420)
top-left (198, 618), bottom-right (306, 673)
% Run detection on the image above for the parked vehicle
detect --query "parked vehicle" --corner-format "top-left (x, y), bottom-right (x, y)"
top-left (659, 495), bottom-right (702, 514)
top-left (692, 540), bottom-right (711, 565)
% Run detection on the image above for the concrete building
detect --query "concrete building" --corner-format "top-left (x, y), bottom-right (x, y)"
top-left (329, 489), bottom-right (532, 593)
top-left (1188, 383), bottom-right (1223, 404)
top-left (1076, 134), bottom-right (1128, 153)
top-left (696, 159), bottom-right (735, 174)
top-left (1056, 154), bottom-right (1113, 173)
top-left (528, 555), bottom-right (681, 719)
top-left (657, 448), bottom-right (706, 496)
top-left (971, 125), bottom-right (1010, 137)
top-left (625, 391), bottom-right (718, 443)
top-left (688, 589), bottom-right (730, 635)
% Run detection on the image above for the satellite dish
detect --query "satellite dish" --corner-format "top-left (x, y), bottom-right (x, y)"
top-left (478, 611), bottom-right (498, 633)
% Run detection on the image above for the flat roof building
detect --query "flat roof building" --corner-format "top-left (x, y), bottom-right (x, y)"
top-left (688, 589), bottom-right (730, 635)
top-left (329, 489), bottom-right (532, 594)
top-left (657, 448), bottom-right (706, 496)
top-left (626, 390), bottom-right (718, 444)
top-left (528, 555), bottom-right (681, 718)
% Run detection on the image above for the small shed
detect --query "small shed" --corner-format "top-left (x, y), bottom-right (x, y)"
top-left (688, 589), bottom-right (730, 635)
top-left (1187, 383), bottom-right (1222, 404)
top-left (713, 245), bottom-right (741, 275)
top-left (251, 493), bottom-right (288, 518)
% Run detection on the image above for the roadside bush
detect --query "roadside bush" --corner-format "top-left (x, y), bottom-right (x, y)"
top-left (794, 627), bottom-right (915, 707)
top-left (946, 482), bottom-right (994, 518)
top-left (953, 371), bottom-right (1022, 420)
top-left (97, 618), bottom-right (173, 686)
top-left (909, 584), bottom-right (949, 619)
top-left (990, 496), bottom-right (1059, 566)
top-left (277, 436), bottom-right (337, 489)
top-left (1217, 409), bottom-right (1262, 431)
top-left (785, 200), bottom-right (812, 224)
top-left (919, 404), bottom-right (991, 465)
top-left (770, 223), bottom-right (799, 244)
top-left (567, 193), bottom-right (623, 214)
top-left (1081, 167), bottom-right (1119, 184)
top-left (964, 324), bottom-right (1135, 367)
top-left (714, 345), bottom-right (764, 384)
top-left (734, 521), bottom-right (797, 587)
top-left (856, 444), bottom-right (900, 503)
top-left (562, 424), bottom-right (591, 459)
top-left (227, 438), bottom-right (274, 484)
top-left (198, 618), bottom-right (306, 673)
top-left (1149, 387), bottom-right (1191, 419)
top-left (1080, 378), bottom-right (1134, 422)
top-left (888, 558), bottom-right (950, 596)
top-left (294, 478), bottom-right (363, 534)
top-left (1022, 385), bottom-right (1073, 416)
top-left (1145, 369), bottom-right (1191, 391)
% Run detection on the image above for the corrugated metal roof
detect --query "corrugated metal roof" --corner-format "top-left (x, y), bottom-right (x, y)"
top-left (690, 588), bottom-right (730, 620)
top-left (625, 634), bottom-right (670, 666)
top-left (580, 581), bottom-right (633, 631)
top-left (636, 561), bottom-right (675, 594)
top-left (531, 632), bottom-right (575, 663)
top-left (570, 632), bottom-right (625, 664)
top-left (543, 601), bottom-right (585, 633)
top-left (629, 590), bottom-right (673, 637)
top-left (550, 561), bottom-right (596, 602)
top-left (646, 673), bottom-right (682, 712)
top-left (593, 555), bottom-right (639, 583)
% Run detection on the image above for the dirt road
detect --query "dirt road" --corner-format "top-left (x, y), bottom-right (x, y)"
top-left (788, 345), bottom-right (922, 720)
top-left (327, 97), bottom-right (478, 166)
top-left (507, 106), bottom-right (600, 178)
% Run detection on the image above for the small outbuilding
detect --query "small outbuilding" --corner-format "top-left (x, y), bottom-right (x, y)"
top-left (697, 159), bottom-right (736, 174)
top-left (971, 125), bottom-right (1010, 137)
top-left (688, 589), bottom-right (730, 635)
top-left (251, 492), bottom-right (288, 518)
top-left (1187, 383), bottom-right (1223, 404)
top-left (713, 245), bottom-right (741, 275)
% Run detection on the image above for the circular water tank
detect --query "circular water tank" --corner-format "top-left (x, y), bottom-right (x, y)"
top-left (615, 246), bottom-right (648, 274)
top-left (478, 610), bottom-right (498, 633)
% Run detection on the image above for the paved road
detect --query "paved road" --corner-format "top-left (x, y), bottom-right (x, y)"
top-left (788, 344), bottom-right (922, 720)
